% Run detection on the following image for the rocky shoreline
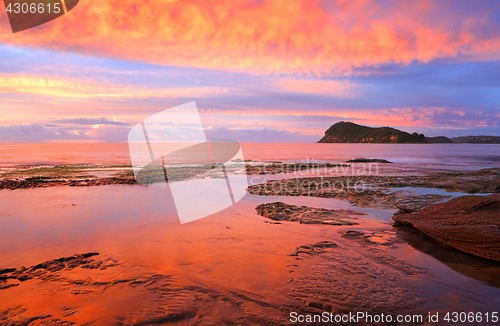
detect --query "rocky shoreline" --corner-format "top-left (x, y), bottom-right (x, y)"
top-left (0, 176), bottom-right (137, 190)
top-left (1, 164), bottom-right (499, 323)
top-left (0, 164), bottom-right (137, 190)
top-left (0, 162), bottom-right (350, 190)
top-left (248, 168), bottom-right (500, 210)
top-left (249, 168), bottom-right (500, 262)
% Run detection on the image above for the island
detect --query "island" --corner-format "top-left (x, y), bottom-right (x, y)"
top-left (318, 121), bottom-right (500, 144)
top-left (318, 121), bottom-right (426, 143)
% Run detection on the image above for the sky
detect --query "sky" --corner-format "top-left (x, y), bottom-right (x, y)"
top-left (0, 0), bottom-right (499, 143)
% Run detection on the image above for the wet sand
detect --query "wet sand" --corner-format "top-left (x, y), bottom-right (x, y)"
top-left (1, 165), bottom-right (500, 325)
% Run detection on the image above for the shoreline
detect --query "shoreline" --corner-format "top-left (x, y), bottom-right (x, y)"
top-left (1, 162), bottom-right (499, 323)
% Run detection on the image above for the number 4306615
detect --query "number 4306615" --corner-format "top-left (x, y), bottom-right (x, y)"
top-left (444, 312), bottom-right (498, 323)
top-left (6, 2), bottom-right (61, 14)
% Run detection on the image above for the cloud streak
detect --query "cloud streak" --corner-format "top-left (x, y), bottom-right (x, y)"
top-left (1, 0), bottom-right (499, 74)
top-left (52, 117), bottom-right (128, 126)
top-left (0, 75), bottom-right (228, 99)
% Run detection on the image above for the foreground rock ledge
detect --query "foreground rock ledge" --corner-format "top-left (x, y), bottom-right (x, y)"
top-left (393, 194), bottom-right (500, 261)
top-left (256, 202), bottom-right (364, 225)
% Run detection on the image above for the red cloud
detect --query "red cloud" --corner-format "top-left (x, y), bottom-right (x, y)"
top-left (1, 0), bottom-right (499, 74)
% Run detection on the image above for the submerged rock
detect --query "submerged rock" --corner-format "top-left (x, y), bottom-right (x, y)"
top-left (393, 194), bottom-right (500, 261)
top-left (255, 202), bottom-right (364, 225)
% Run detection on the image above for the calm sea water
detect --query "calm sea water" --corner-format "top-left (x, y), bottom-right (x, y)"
top-left (0, 143), bottom-right (499, 169)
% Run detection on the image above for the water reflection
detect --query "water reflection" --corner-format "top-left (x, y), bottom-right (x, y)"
top-left (394, 226), bottom-right (500, 288)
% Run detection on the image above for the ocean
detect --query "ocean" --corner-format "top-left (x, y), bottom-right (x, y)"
top-left (0, 143), bottom-right (499, 169)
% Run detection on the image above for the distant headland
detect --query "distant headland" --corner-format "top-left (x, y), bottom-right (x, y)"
top-left (318, 121), bottom-right (500, 144)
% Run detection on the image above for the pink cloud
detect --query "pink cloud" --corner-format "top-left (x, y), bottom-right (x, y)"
top-left (0, 0), bottom-right (498, 74)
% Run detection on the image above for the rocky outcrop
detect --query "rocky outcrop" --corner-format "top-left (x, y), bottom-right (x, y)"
top-left (393, 194), bottom-right (500, 261)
